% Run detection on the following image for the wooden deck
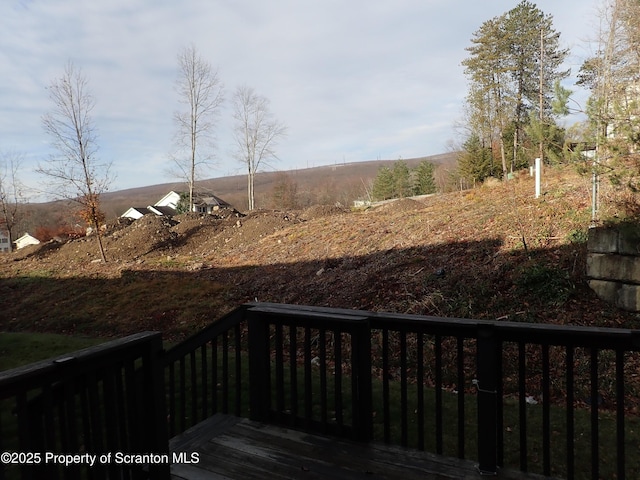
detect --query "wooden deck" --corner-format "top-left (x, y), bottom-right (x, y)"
top-left (169, 415), bottom-right (553, 480)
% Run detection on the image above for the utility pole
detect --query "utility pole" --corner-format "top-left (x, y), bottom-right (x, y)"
top-left (539, 27), bottom-right (544, 167)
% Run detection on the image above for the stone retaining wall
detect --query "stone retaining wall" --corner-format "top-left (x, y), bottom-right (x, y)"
top-left (587, 225), bottom-right (640, 311)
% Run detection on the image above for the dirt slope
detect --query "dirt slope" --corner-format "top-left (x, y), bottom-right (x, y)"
top-left (1, 166), bottom-right (638, 340)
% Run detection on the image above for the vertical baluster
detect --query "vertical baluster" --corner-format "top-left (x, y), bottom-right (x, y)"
top-left (435, 334), bottom-right (443, 455)
top-left (335, 330), bottom-right (343, 433)
top-left (222, 331), bottom-right (229, 414)
top-left (116, 363), bottom-right (129, 454)
top-left (590, 348), bottom-right (599, 480)
top-left (179, 356), bottom-right (186, 432)
top-left (457, 336), bottom-right (465, 459)
top-left (319, 328), bottom-right (328, 431)
top-left (168, 363), bottom-right (176, 437)
top-left (211, 337), bottom-right (218, 414)
top-left (542, 344), bottom-right (551, 476)
top-left (275, 323), bottom-right (284, 423)
top-left (566, 346), bottom-right (575, 480)
top-left (115, 364), bottom-right (130, 480)
top-left (103, 369), bottom-right (119, 465)
top-left (123, 360), bottom-right (137, 453)
top-left (43, 382), bottom-right (58, 454)
top-left (235, 323), bottom-right (242, 416)
top-left (304, 326), bottom-right (313, 429)
top-left (616, 349), bottom-right (625, 480)
top-left (201, 344), bottom-right (208, 419)
top-left (290, 324), bottom-right (298, 424)
top-left (417, 333), bottom-right (425, 451)
top-left (497, 339), bottom-right (504, 468)
top-left (518, 342), bottom-right (527, 472)
top-left (382, 328), bottom-right (390, 443)
top-left (190, 350), bottom-right (197, 425)
top-left (400, 329), bottom-right (408, 447)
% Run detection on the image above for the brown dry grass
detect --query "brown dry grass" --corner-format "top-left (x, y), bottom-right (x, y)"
top-left (1, 165), bottom-right (638, 341)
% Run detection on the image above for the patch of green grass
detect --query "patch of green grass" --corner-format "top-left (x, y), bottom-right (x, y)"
top-left (1, 272), bottom-right (231, 339)
top-left (0, 332), bottom-right (105, 371)
top-left (567, 228), bottom-right (589, 244)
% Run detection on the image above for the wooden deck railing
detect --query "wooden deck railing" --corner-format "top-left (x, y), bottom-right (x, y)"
top-left (0, 332), bottom-right (168, 480)
top-left (2, 302), bottom-right (640, 479)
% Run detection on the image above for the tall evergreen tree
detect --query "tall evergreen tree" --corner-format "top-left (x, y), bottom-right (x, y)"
top-left (463, 1), bottom-right (569, 173)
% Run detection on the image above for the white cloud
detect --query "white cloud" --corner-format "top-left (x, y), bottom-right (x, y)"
top-left (0, 0), bottom-right (601, 198)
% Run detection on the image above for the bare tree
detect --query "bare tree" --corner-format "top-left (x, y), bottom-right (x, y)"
top-left (38, 61), bottom-right (112, 262)
top-left (232, 85), bottom-right (287, 210)
top-left (172, 45), bottom-right (224, 212)
top-left (0, 151), bottom-right (26, 250)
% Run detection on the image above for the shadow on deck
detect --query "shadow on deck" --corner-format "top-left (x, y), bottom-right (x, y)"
top-left (169, 414), bottom-right (553, 480)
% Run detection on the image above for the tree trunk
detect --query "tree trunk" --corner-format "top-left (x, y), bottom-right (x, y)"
top-left (93, 216), bottom-right (107, 263)
top-left (500, 136), bottom-right (508, 179)
top-left (248, 167), bottom-right (255, 211)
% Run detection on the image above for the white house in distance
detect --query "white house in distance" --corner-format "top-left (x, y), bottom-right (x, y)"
top-left (121, 191), bottom-right (182, 220)
top-left (14, 233), bottom-right (41, 250)
top-left (0, 229), bottom-right (11, 253)
top-left (121, 191), bottom-right (232, 220)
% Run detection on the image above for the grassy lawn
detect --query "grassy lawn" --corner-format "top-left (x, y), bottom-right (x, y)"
top-left (0, 332), bottom-right (106, 371)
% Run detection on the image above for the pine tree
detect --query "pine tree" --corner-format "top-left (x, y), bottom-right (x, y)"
top-left (462, 1), bottom-right (569, 173)
top-left (372, 166), bottom-right (394, 201)
top-left (413, 161), bottom-right (436, 195)
top-left (392, 160), bottom-right (412, 198)
top-left (458, 134), bottom-right (495, 184)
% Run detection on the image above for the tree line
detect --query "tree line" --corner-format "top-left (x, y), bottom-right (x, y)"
top-left (457, 0), bottom-right (640, 219)
top-left (371, 160), bottom-right (436, 201)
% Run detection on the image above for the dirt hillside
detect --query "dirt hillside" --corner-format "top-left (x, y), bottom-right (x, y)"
top-left (1, 166), bottom-right (638, 340)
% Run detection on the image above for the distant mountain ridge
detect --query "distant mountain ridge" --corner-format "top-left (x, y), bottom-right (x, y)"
top-left (100, 153), bottom-right (458, 217)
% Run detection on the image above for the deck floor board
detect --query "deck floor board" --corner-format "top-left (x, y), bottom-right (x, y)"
top-left (169, 414), bottom-right (553, 480)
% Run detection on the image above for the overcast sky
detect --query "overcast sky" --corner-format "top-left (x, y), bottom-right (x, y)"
top-left (1, 0), bottom-right (602, 198)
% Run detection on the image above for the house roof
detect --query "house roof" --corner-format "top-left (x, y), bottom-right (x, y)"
top-left (193, 194), bottom-right (231, 207)
top-left (148, 205), bottom-right (177, 216)
top-left (154, 191), bottom-right (181, 208)
top-left (14, 233), bottom-right (41, 248)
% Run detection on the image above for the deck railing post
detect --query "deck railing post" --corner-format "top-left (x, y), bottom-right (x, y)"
top-left (248, 310), bottom-right (271, 423)
top-left (143, 333), bottom-right (170, 480)
top-left (352, 320), bottom-right (372, 442)
top-left (477, 325), bottom-right (498, 476)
